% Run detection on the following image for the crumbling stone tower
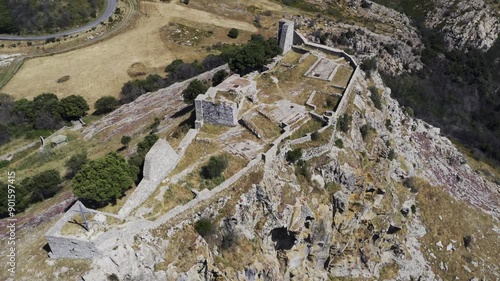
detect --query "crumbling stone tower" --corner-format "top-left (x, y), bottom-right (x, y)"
top-left (278, 19), bottom-right (295, 54)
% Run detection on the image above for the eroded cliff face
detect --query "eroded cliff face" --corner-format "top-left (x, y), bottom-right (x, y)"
top-left (426, 0), bottom-right (499, 51)
top-left (80, 69), bottom-right (499, 281)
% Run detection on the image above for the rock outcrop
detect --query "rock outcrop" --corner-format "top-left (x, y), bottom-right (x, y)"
top-left (426, 0), bottom-right (499, 51)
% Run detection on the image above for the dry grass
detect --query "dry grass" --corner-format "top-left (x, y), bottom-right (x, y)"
top-left (293, 126), bottom-right (333, 150)
top-left (265, 54), bottom-right (344, 106)
top-left (291, 117), bottom-right (325, 139)
top-left (2, 1), bottom-right (258, 109)
top-left (172, 139), bottom-right (221, 174)
top-left (60, 214), bottom-right (95, 235)
top-left (0, 131), bottom-right (83, 180)
top-left (280, 50), bottom-right (304, 64)
top-left (416, 180), bottom-right (500, 281)
top-left (332, 65), bottom-right (353, 87)
top-left (155, 226), bottom-right (200, 272)
top-left (146, 182), bottom-right (195, 220)
top-left (199, 123), bottom-right (231, 138)
top-left (312, 92), bottom-right (341, 114)
top-left (250, 113), bottom-right (282, 141)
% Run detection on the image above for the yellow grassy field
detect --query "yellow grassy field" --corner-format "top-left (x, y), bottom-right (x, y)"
top-left (1, 1), bottom-right (258, 108)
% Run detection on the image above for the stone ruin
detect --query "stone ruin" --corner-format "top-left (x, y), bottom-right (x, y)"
top-left (46, 138), bottom-right (180, 258)
top-left (278, 19), bottom-right (295, 54)
top-left (118, 138), bottom-right (179, 219)
top-left (195, 74), bottom-right (257, 128)
top-left (45, 201), bottom-right (104, 259)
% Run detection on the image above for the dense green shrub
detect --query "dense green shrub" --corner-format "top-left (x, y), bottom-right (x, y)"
top-left (201, 155), bottom-right (228, 179)
top-left (360, 57), bottom-right (377, 73)
top-left (360, 124), bottom-right (374, 141)
top-left (212, 69), bottom-right (228, 86)
top-left (165, 59), bottom-right (184, 73)
top-left (0, 179), bottom-right (29, 218)
top-left (73, 153), bottom-right (134, 205)
top-left (385, 119), bottom-right (393, 132)
top-left (182, 80), bottom-right (209, 104)
top-left (24, 169), bottom-right (63, 203)
top-left (334, 139), bottom-right (344, 148)
top-left (286, 148), bottom-right (302, 163)
top-left (94, 96), bottom-right (119, 114)
top-left (61, 95), bottom-right (89, 120)
top-left (137, 134), bottom-right (159, 156)
top-left (338, 114), bottom-right (352, 133)
top-left (295, 160), bottom-right (310, 180)
top-left (65, 151), bottom-right (88, 179)
top-left (368, 86), bottom-right (382, 110)
top-left (120, 135), bottom-right (131, 147)
top-left (220, 36), bottom-right (281, 75)
top-left (311, 131), bottom-right (320, 141)
top-left (228, 28), bottom-right (239, 39)
top-left (194, 218), bottom-right (214, 237)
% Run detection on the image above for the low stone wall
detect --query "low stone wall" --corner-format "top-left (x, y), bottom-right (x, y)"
top-left (46, 236), bottom-right (101, 259)
top-left (45, 201), bottom-right (102, 259)
top-left (292, 28), bottom-right (360, 121)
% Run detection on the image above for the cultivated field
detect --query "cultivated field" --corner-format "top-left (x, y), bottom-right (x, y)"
top-left (1, 1), bottom-right (259, 108)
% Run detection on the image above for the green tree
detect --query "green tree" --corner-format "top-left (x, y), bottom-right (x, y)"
top-left (73, 153), bottom-right (134, 205)
top-left (65, 151), bottom-right (88, 179)
top-left (165, 59), bottom-right (184, 73)
top-left (24, 169), bottom-right (63, 203)
top-left (212, 69), bottom-right (228, 86)
top-left (137, 134), bottom-right (159, 155)
top-left (60, 95), bottom-right (89, 120)
top-left (228, 28), bottom-right (239, 39)
top-left (32, 93), bottom-right (62, 120)
top-left (182, 80), bottom-right (208, 104)
top-left (221, 37), bottom-right (281, 75)
top-left (0, 180), bottom-right (29, 219)
top-left (201, 155), bottom-right (228, 179)
top-left (94, 96), bottom-right (119, 114)
top-left (121, 135), bottom-right (132, 147)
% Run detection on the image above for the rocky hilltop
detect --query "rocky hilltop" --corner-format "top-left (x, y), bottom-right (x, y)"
top-left (79, 65), bottom-right (499, 280)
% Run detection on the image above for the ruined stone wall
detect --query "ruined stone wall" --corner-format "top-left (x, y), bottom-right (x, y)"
top-left (143, 139), bottom-right (179, 182)
top-left (196, 99), bottom-right (238, 127)
top-left (279, 20), bottom-right (295, 54)
top-left (118, 139), bottom-right (179, 219)
top-left (46, 236), bottom-right (101, 259)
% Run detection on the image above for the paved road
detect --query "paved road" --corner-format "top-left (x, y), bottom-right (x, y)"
top-left (0, 0), bottom-right (117, 41)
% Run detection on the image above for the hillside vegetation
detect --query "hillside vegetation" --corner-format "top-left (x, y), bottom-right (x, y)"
top-left (0, 0), bottom-right (104, 34)
top-left (373, 0), bottom-right (500, 165)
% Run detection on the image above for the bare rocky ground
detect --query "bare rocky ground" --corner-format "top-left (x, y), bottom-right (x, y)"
top-left (427, 0), bottom-right (499, 51)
